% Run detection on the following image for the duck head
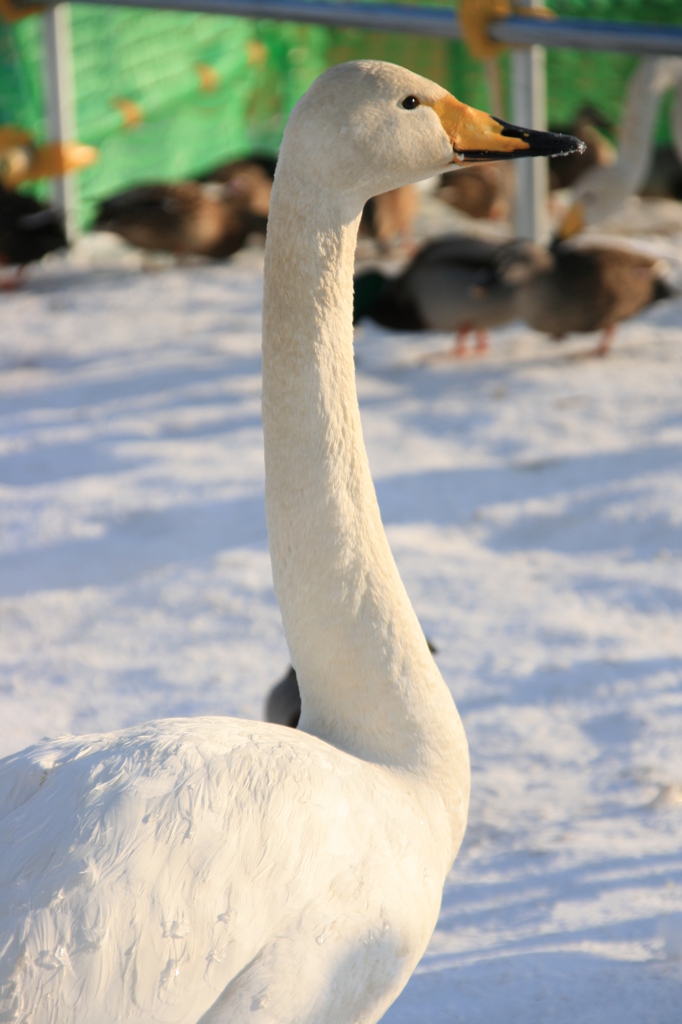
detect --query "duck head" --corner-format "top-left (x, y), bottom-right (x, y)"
top-left (278, 61), bottom-right (584, 205)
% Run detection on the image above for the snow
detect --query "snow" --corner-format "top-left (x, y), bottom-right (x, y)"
top-left (2, 216), bottom-right (682, 1021)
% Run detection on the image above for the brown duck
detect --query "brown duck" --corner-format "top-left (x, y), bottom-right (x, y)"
top-left (94, 180), bottom-right (267, 259)
top-left (517, 243), bottom-right (674, 355)
top-left (548, 106), bottom-right (616, 191)
top-left (353, 233), bottom-right (551, 356)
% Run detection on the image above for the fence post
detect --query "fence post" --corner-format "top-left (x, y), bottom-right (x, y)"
top-left (511, 0), bottom-right (549, 241)
top-left (44, 3), bottom-right (79, 240)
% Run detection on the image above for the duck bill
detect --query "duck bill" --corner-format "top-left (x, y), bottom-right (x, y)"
top-left (431, 95), bottom-right (585, 164)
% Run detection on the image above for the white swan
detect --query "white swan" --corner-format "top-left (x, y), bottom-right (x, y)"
top-left (0, 61), bottom-right (580, 1024)
top-left (559, 56), bottom-right (682, 236)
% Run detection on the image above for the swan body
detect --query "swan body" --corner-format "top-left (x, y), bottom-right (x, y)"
top-left (1, 719), bottom-right (454, 1023)
top-left (0, 61), bottom-right (580, 1024)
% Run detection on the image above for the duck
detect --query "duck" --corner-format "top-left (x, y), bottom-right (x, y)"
top-left (200, 157), bottom-right (418, 253)
top-left (0, 61), bottom-right (581, 1024)
top-left (199, 153), bottom-right (278, 185)
top-left (354, 233), bottom-right (552, 356)
top-left (198, 155), bottom-right (276, 219)
top-left (558, 56), bottom-right (682, 237)
top-left (359, 184), bottom-right (418, 251)
top-left (516, 241), bottom-right (674, 355)
top-left (437, 163), bottom-right (509, 220)
top-left (0, 185), bottom-right (66, 288)
top-left (266, 641), bottom-right (439, 730)
top-left (548, 105), bottom-right (616, 191)
top-left (94, 179), bottom-right (268, 259)
top-left (436, 108), bottom-right (614, 223)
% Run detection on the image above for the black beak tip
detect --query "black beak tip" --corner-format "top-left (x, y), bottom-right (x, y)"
top-left (493, 118), bottom-right (586, 159)
top-left (546, 132), bottom-right (586, 159)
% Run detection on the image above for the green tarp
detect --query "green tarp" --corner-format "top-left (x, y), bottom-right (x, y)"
top-left (1, 0), bottom-right (681, 226)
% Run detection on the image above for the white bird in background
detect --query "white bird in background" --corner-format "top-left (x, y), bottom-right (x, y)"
top-left (559, 56), bottom-right (682, 237)
top-left (0, 61), bottom-right (580, 1024)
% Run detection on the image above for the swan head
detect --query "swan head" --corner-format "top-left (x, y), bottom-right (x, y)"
top-left (278, 60), bottom-right (583, 205)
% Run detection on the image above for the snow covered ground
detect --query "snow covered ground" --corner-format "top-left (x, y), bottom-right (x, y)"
top-left (2, 216), bottom-right (682, 1021)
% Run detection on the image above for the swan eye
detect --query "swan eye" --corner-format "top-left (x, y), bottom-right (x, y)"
top-left (401, 96), bottom-right (420, 110)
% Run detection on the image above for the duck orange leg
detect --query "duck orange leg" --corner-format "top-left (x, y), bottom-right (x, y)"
top-left (0, 265), bottom-right (25, 291)
top-left (594, 324), bottom-right (616, 357)
top-left (454, 326), bottom-right (471, 357)
top-left (474, 329), bottom-right (489, 355)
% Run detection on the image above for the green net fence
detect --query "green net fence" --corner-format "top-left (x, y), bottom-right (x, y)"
top-left (1, 0), bottom-right (681, 227)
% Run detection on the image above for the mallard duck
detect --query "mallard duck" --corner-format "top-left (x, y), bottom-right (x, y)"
top-left (201, 157), bottom-right (417, 252)
top-left (359, 184), bottom-right (418, 250)
top-left (266, 640), bottom-right (438, 730)
top-left (199, 153), bottom-right (277, 184)
top-left (198, 156), bottom-right (275, 218)
top-left (0, 186), bottom-right (66, 287)
top-left (354, 233), bottom-right (552, 356)
top-left (517, 242), bottom-right (674, 355)
top-left (94, 180), bottom-right (267, 259)
top-left (437, 163), bottom-right (509, 220)
top-left (548, 105), bottom-right (616, 191)
top-left (436, 107), bottom-right (613, 223)
top-left (1, 62), bottom-right (579, 1023)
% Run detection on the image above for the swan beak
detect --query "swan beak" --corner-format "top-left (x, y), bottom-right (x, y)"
top-left (0, 145), bottom-right (33, 188)
top-left (431, 95), bottom-right (585, 164)
top-left (556, 200), bottom-right (585, 240)
top-left (27, 142), bottom-right (99, 182)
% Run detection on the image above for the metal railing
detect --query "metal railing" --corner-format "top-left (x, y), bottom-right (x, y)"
top-left (33, 0), bottom-right (682, 240)
top-left (25, 0), bottom-right (682, 56)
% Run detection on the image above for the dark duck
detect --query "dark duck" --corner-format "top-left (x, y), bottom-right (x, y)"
top-left (0, 186), bottom-right (66, 288)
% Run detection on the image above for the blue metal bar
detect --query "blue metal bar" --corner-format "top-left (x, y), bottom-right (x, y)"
top-left (18, 0), bottom-right (682, 57)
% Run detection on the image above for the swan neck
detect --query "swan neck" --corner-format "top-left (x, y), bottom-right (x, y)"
top-left (261, 169), bottom-right (467, 804)
top-left (617, 57), bottom-right (680, 190)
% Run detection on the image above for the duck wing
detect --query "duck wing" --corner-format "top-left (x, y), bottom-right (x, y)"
top-left (404, 235), bottom-right (520, 332)
top-left (521, 246), bottom-right (667, 337)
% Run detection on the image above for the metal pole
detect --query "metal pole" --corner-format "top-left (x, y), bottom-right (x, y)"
top-left (44, 3), bottom-right (79, 240)
top-left (18, 1), bottom-right (682, 56)
top-left (511, 1), bottom-right (548, 241)
top-left (511, 48), bottom-right (548, 241)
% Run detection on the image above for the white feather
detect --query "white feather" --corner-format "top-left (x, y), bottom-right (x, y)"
top-left (0, 61), bottom-right (472, 1024)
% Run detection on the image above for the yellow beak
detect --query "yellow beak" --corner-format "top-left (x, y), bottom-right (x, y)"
top-left (0, 145), bottom-right (33, 188)
top-left (29, 142), bottom-right (99, 181)
top-left (1, 126), bottom-right (99, 188)
top-left (556, 200), bottom-right (585, 240)
top-left (430, 94), bottom-right (584, 164)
